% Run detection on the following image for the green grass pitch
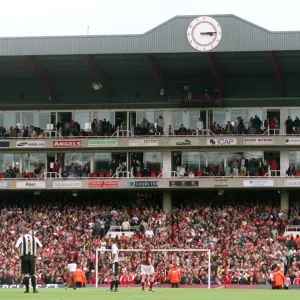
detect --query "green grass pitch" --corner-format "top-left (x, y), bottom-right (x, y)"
top-left (0, 288), bottom-right (296, 300)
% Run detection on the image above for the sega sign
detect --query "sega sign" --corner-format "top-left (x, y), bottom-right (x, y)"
top-left (206, 138), bottom-right (237, 146)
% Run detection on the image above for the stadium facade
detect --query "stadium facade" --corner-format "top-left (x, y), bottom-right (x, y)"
top-left (0, 15), bottom-right (299, 210)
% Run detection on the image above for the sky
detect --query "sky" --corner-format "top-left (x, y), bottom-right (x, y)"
top-left (1, 0), bottom-right (299, 37)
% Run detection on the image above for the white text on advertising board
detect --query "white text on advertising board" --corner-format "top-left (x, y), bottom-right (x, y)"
top-left (0, 182), bottom-right (8, 188)
top-left (128, 139), bottom-right (158, 147)
top-left (53, 181), bottom-right (83, 188)
top-left (206, 138), bottom-right (237, 146)
top-left (52, 141), bottom-right (82, 148)
top-left (243, 180), bottom-right (274, 187)
top-left (244, 138), bottom-right (274, 145)
top-left (16, 141), bottom-right (46, 148)
top-left (16, 181), bottom-right (46, 189)
top-left (285, 180), bottom-right (300, 187)
top-left (88, 140), bottom-right (118, 147)
top-left (88, 181), bottom-right (118, 188)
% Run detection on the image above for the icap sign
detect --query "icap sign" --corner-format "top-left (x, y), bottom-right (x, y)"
top-left (218, 138), bottom-right (237, 145)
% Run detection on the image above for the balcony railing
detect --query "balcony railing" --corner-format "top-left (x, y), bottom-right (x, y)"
top-left (1, 170), bottom-right (292, 180)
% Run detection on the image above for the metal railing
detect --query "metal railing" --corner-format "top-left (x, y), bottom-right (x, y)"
top-left (2, 126), bottom-right (300, 139)
top-left (3, 170), bottom-right (291, 180)
top-left (285, 226), bottom-right (300, 232)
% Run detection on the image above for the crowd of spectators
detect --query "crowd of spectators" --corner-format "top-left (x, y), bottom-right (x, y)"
top-left (1, 194), bottom-right (300, 287)
top-left (173, 156), bottom-right (280, 178)
top-left (2, 114), bottom-right (299, 138)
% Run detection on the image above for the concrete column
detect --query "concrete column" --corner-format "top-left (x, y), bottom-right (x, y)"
top-left (281, 189), bottom-right (289, 211)
top-left (163, 190), bottom-right (172, 212)
top-left (280, 108), bottom-right (289, 134)
top-left (280, 149), bottom-right (289, 175)
top-left (163, 110), bottom-right (172, 135)
top-left (162, 151), bottom-right (172, 178)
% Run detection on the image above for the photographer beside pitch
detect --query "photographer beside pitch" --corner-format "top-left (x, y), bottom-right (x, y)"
top-left (15, 226), bottom-right (43, 294)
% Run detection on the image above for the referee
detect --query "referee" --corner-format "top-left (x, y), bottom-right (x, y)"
top-left (15, 226), bottom-right (43, 294)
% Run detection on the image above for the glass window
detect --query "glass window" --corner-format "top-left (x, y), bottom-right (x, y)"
top-left (93, 112), bottom-right (114, 124)
top-left (74, 112), bottom-right (92, 130)
top-left (188, 111), bottom-right (200, 130)
top-left (64, 152), bottom-right (91, 169)
top-left (95, 153), bottom-right (111, 172)
top-left (23, 153), bottom-right (47, 172)
top-left (226, 151), bottom-right (264, 166)
top-left (22, 112), bottom-right (51, 131)
top-left (0, 113), bottom-right (21, 129)
top-left (136, 111), bottom-right (163, 125)
top-left (245, 110), bottom-right (268, 128)
top-left (289, 151), bottom-right (300, 170)
top-left (199, 152), bottom-right (225, 170)
top-left (0, 153), bottom-right (21, 172)
top-left (290, 110), bottom-right (300, 121)
top-left (182, 152), bottom-right (199, 171)
top-left (213, 111), bottom-right (226, 128)
top-left (144, 152), bottom-right (162, 171)
top-left (172, 111), bottom-right (198, 129)
top-left (229, 110), bottom-right (243, 125)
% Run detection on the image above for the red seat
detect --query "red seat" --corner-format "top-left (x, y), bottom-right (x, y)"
top-left (91, 172), bottom-right (98, 177)
top-left (98, 172), bottom-right (105, 178)
top-left (150, 171), bottom-right (156, 177)
top-left (197, 171), bottom-right (203, 177)
top-left (296, 170), bottom-right (300, 176)
top-left (0, 173), bottom-right (4, 179)
top-left (136, 172), bottom-right (142, 178)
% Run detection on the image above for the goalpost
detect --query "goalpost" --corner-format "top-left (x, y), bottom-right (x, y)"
top-left (95, 248), bottom-right (211, 289)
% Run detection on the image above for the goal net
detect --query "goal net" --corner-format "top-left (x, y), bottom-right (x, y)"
top-left (95, 248), bottom-right (211, 289)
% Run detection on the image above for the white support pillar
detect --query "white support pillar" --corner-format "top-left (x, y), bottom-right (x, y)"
top-left (90, 153), bottom-right (95, 173)
top-left (280, 149), bottom-right (289, 175)
top-left (281, 189), bottom-right (289, 211)
top-left (163, 190), bottom-right (172, 212)
top-left (163, 110), bottom-right (172, 135)
top-left (162, 151), bottom-right (172, 178)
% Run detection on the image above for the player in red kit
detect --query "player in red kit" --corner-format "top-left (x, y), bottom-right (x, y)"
top-left (141, 242), bottom-right (155, 292)
top-left (65, 244), bottom-right (79, 290)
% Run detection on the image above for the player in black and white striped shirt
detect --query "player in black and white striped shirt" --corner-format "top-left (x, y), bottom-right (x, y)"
top-left (15, 226), bottom-right (43, 294)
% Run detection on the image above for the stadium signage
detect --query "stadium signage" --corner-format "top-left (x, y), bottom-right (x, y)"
top-left (169, 180), bottom-right (199, 187)
top-left (285, 180), bottom-right (300, 187)
top-left (243, 180), bottom-right (274, 187)
top-left (128, 139), bottom-right (159, 147)
top-left (88, 181), bottom-right (118, 188)
top-left (206, 138), bottom-right (237, 146)
top-left (285, 138), bottom-right (300, 145)
top-left (16, 181), bottom-right (46, 188)
top-left (244, 138), bottom-right (274, 145)
top-left (169, 138), bottom-right (195, 146)
top-left (0, 141), bottom-right (9, 147)
top-left (129, 181), bottom-right (158, 187)
top-left (16, 140), bottom-right (46, 148)
top-left (0, 181), bottom-right (8, 188)
top-left (0, 284), bottom-right (62, 288)
top-left (53, 181), bottom-right (82, 188)
top-left (88, 140), bottom-right (118, 147)
top-left (52, 140), bottom-right (82, 148)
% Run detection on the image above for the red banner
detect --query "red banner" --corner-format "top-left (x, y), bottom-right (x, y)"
top-left (88, 181), bottom-right (118, 188)
top-left (52, 141), bottom-right (82, 148)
